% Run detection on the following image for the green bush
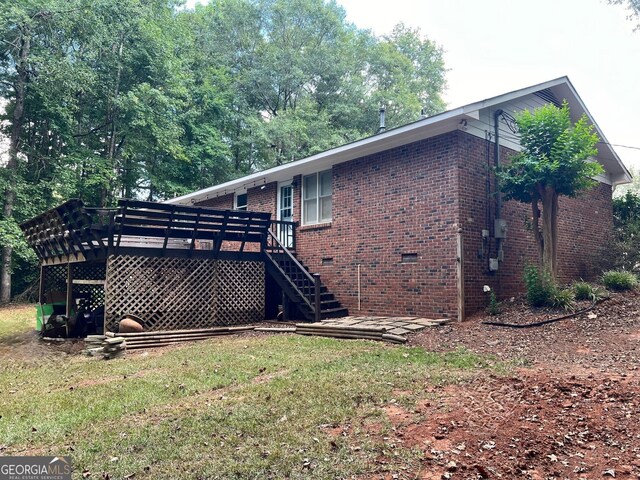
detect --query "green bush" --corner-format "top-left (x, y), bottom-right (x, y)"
top-left (487, 291), bottom-right (500, 316)
top-left (573, 281), bottom-right (608, 301)
top-left (602, 270), bottom-right (638, 291)
top-left (523, 265), bottom-right (555, 307)
top-left (552, 288), bottom-right (575, 311)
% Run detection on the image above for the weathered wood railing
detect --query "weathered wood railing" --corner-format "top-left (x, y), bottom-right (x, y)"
top-left (20, 199), bottom-right (111, 262)
top-left (263, 229), bottom-right (320, 322)
top-left (20, 199), bottom-right (273, 262)
top-left (114, 200), bottom-right (271, 257)
top-left (269, 220), bottom-right (297, 250)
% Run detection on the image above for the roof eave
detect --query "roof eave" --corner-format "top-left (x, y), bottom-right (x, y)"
top-left (166, 108), bottom-right (479, 205)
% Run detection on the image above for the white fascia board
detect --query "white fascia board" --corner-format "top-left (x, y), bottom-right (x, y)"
top-left (166, 109), bottom-right (479, 205)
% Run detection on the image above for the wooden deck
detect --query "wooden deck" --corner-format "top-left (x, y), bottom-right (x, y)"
top-left (20, 199), bottom-right (273, 265)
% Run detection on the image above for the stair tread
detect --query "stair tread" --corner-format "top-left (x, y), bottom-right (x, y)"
top-left (320, 307), bottom-right (349, 313)
top-left (264, 247), bottom-right (347, 321)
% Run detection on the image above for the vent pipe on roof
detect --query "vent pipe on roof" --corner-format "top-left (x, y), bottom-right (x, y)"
top-left (377, 106), bottom-right (386, 133)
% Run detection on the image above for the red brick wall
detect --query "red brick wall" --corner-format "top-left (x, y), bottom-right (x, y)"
top-left (196, 184), bottom-right (278, 216)
top-left (457, 131), bottom-right (613, 315)
top-left (192, 129), bottom-right (613, 320)
top-left (195, 185), bottom-right (278, 252)
top-left (196, 193), bottom-right (233, 210)
top-left (292, 134), bottom-right (461, 318)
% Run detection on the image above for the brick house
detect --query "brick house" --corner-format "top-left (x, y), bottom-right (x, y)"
top-left (167, 77), bottom-right (631, 320)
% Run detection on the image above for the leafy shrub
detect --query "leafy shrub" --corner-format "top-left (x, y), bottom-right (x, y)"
top-left (552, 288), bottom-right (575, 311)
top-left (612, 191), bottom-right (640, 272)
top-left (523, 265), bottom-right (555, 307)
top-left (602, 270), bottom-right (638, 291)
top-left (573, 281), bottom-right (595, 301)
top-left (524, 265), bottom-right (576, 310)
top-left (487, 291), bottom-right (500, 316)
top-left (573, 281), bottom-right (608, 302)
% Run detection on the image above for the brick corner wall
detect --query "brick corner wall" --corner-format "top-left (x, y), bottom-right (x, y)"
top-left (457, 131), bottom-right (614, 316)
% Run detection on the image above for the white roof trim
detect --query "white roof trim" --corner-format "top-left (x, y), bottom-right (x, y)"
top-left (166, 76), bottom-right (631, 205)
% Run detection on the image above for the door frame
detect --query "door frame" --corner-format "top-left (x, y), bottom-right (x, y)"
top-left (276, 180), bottom-right (294, 222)
top-left (276, 180), bottom-right (294, 248)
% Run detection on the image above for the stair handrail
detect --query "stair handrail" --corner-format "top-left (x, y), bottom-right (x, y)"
top-left (269, 219), bottom-right (296, 250)
top-left (264, 229), bottom-right (321, 322)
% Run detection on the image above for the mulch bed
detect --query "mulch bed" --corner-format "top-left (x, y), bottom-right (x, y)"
top-left (368, 290), bottom-right (640, 479)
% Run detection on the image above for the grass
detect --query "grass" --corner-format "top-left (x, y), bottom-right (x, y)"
top-left (0, 306), bottom-right (504, 479)
top-left (0, 303), bottom-right (35, 339)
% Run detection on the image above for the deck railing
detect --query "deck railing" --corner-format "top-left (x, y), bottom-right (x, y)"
top-left (269, 220), bottom-right (297, 250)
top-left (20, 199), bottom-right (273, 262)
top-left (264, 229), bottom-right (320, 322)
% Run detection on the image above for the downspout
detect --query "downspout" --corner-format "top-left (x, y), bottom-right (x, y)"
top-left (493, 109), bottom-right (506, 265)
top-left (493, 109), bottom-right (503, 220)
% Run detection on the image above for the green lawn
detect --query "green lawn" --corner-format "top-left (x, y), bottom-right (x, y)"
top-left (0, 303), bottom-right (35, 339)
top-left (0, 305), bottom-right (504, 479)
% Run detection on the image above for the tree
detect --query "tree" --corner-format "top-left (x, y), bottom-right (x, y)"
top-left (367, 23), bottom-right (446, 127)
top-left (194, 0), bottom-right (447, 170)
top-left (497, 101), bottom-right (602, 278)
top-left (609, 0), bottom-right (640, 29)
top-left (612, 191), bottom-right (640, 272)
top-left (614, 165), bottom-right (640, 197)
top-left (0, 0), bottom-right (61, 302)
top-left (0, 0), bottom-right (449, 300)
top-left (0, 0), bottom-right (197, 299)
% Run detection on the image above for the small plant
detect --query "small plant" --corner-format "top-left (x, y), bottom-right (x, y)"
top-left (552, 288), bottom-right (575, 311)
top-left (484, 285), bottom-right (500, 316)
top-left (523, 265), bottom-right (555, 307)
top-left (602, 270), bottom-right (638, 291)
top-left (573, 281), bottom-right (595, 300)
top-left (573, 281), bottom-right (608, 301)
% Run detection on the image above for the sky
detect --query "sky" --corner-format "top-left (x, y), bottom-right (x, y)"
top-left (335, 0), bottom-right (640, 169)
top-left (186, 0), bottom-right (640, 172)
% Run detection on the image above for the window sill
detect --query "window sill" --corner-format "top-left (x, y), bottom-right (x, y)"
top-left (299, 222), bottom-right (332, 232)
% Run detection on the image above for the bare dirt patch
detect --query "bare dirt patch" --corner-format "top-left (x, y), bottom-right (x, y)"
top-left (0, 330), bottom-right (84, 362)
top-left (391, 371), bottom-right (640, 478)
top-left (412, 290), bottom-right (640, 374)
top-left (368, 290), bottom-right (640, 478)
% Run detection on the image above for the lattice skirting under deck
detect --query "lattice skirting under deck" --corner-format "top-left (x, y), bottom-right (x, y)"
top-left (104, 255), bottom-right (264, 332)
top-left (41, 263), bottom-right (106, 312)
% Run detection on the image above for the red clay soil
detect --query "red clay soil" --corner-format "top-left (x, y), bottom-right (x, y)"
top-left (374, 291), bottom-right (640, 479)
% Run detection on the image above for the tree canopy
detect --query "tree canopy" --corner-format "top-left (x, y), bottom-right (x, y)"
top-left (610, 0), bottom-right (640, 29)
top-left (0, 0), bottom-right (447, 299)
top-left (497, 101), bottom-right (602, 277)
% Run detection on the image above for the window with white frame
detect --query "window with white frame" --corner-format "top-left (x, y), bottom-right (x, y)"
top-left (302, 170), bottom-right (332, 225)
top-left (234, 192), bottom-right (248, 211)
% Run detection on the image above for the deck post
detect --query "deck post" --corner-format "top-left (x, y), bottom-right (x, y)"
top-left (313, 273), bottom-right (321, 323)
top-left (65, 263), bottom-right (74, 319)
top-left (38, 264), bottom-right (45, 305)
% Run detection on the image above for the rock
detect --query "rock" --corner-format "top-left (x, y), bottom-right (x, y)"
top-left (119, 317), bottom-right (144, 333)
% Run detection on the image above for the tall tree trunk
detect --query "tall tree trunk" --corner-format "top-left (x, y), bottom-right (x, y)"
top-left (540, 185), bottom-right (559, 279)
top-left (1, 28), bottom-right (30, 303)
top-left (101, 38), bottom-right (124, 207)
top-left (531, 194), bottom-right (543, 263)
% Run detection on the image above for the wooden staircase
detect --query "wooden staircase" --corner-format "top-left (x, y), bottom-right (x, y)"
top-left (263, 230), bottom-right (348, 322)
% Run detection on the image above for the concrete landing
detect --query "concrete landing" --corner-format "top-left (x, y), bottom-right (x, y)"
top-left (320, 315), bottom-right (453, 338)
